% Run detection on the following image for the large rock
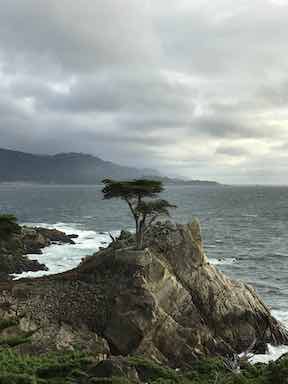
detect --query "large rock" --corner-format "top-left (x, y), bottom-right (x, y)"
top-left (21, 227), bottom-right (50, 254)
top-left (0, 220), bottom-right (287, 367)
top-left (0, 225), bottom-right (78, 279)
top-left (35, 227), bottom-right (77, 244)
top-left (0, 231), bottom-right (48, 279)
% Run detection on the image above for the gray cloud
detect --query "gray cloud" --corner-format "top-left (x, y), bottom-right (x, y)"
top-left (215, 145), bottom-right (250, 157)
top-left (0, 0), bottom-right (288, 184)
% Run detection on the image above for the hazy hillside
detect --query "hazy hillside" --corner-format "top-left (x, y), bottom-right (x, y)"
top-left (143, 175), bottom-right (221, 186)
top-left (0, 148), bottom-right (159, 184)
top-left (0, 148), bottom-right (221, 185)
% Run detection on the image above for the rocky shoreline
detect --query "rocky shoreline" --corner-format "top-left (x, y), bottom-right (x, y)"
top-left (0, 224), bottom-right (78, 279)
top-left (0, 219), bottom-right (287, 368)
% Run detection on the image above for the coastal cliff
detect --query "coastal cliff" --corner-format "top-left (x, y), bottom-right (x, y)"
top-left (0, 221), bottom-right (78, 279)
top-left (0, 220), bottom-right (287, 368)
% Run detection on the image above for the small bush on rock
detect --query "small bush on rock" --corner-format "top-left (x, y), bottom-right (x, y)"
top-left (0, 214), bottom-right (21, 238)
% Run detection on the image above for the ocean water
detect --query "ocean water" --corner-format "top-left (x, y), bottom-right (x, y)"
top-left (0, 183), bottom-right (288, 361)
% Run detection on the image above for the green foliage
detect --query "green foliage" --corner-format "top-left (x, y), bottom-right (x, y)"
top-left (0, 327), bottom-right (36, 348)
top-left (0, 318), bottom-right (19, 332)
top-left (0, 373), bottom-right (36, 384)
top-left (136, 200), bottom-right (176, 217)
top-left (128, 356), bottom-right (179, 382)
top-left (0, 335), bottom-right (32, 347)
top-left (264, 358), bottom-right (288, 383)
top-left (0, 214), bottom-right (17, 223)
top-left (89, 378), bottom-right (132, 384)
top-left (0, 349), bottom-right (89, 383)
top-left (36, 363), bottom-right (76, 378)
top-left (0, 214), bottom-right (21, 238)
top-left (184, 358), bottom-right (228, 383)
top-left (0, 350), bottom-right (286, 384)
top-left (102, 179), bottom-right (164, 200)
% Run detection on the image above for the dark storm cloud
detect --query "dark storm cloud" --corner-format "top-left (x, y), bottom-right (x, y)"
top-left (0, 1), bottom-right (160, 73)
top-left (1, 0), bottom-right (288, 183)
top-left (42, 71), bottom-right (194, 114)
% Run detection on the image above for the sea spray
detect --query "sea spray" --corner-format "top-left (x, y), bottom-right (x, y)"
top-left (15, 222), bottom-right (120, 278)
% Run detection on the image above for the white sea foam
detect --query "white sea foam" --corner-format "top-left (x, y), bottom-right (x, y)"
top-left (209, 258), bottom-right (238, 266)
top-left (15, 222), bottom-right (120, 279)
top-left (271, 310), bottom-right (288, 327)
top-left (251, 344), bottom-right (288, 364)
top-left (241, 214), bottom-right (258, 218)
top-left (250, 310), bottom-right (288, 364)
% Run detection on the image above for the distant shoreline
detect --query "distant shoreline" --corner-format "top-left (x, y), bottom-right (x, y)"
top-left (0, 147), bottom-right (221, 187)
top-left (0, 180), bottom-right (223, 187)
top-left (2, 181), bottom-right (288, 187)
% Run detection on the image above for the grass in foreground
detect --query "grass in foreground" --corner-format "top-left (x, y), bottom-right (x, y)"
top-left (0, 349), bottom-right (287, 383)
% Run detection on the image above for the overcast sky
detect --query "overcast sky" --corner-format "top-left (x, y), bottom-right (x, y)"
top-left (1, 0), bottom-right (288, 184)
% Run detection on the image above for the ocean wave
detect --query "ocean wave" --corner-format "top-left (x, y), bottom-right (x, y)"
top-left (15, 222), bottom-right (120, 279)
top-left (250, 310), bottom-right (288, 364)
top-left (272, 310), bottom-right (288, 327)
top-left (209, 258), bottom-right (238, 266)
top-left (241, 214), bottom-right (258, 218)
top-left (251, 344), bottom-right (288, 364)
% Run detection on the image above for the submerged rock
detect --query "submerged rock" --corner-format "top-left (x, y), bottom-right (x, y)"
top-left (0, 220), bottom-right (287, 366)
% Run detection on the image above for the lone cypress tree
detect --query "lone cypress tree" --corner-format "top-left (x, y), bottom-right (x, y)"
top-left (102, 179), bottom-right (176, 249)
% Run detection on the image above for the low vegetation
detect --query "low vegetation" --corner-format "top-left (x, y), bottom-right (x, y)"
top-left (0, 348), bottom-right (286, 383)
top-left (0, 214), bottom-right (21, 238)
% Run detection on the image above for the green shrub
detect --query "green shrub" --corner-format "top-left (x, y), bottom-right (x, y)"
top-left (264, 359), bottom-right (288, 384)
top-left (0, 349), bottom-right (287, 384)
top-left (0, 335), bottom-right (32, 347)
top-left (127, 356), bottom-right (179, 382)
top-left (36, 363), bottom-right (76, 378)
top-left (89, 378), bottom-right (133, 384)
top-left (0, 373), bottom-right (36, 384)
top-left (0, 214), bottom-right (21, 237)
top-left (0, 318), bottom-right (19, 332)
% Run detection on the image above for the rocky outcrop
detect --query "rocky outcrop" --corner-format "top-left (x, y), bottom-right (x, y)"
top-left (0, 231), bottom-right (47, 280)
top-left (32, 227), bottom-right (77, 245)
top-left (0, 226), bottom-right (78, 279)
top-left (22, 226), bottom-right (77, 254)
top-left (0, 220), bottom-right (287, 367)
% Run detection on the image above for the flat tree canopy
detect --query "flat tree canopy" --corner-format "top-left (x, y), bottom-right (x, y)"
top-left (102, 179), bottom-right (176, 249)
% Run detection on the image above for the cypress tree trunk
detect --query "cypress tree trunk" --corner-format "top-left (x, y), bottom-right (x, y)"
top-left (136, 231), bottom-right (141, 249)
top-left (135, 220), bottom-right (141, 249)
top-left (138, 219), bottom-right (145, 250)
top-left (139, 230), bottom-right (144, 250)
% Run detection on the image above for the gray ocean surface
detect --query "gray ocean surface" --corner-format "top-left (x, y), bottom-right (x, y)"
top-left (0, 183), bottom-right (288, 322)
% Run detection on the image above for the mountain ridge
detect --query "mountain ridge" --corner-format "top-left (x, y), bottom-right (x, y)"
top-left (0, 148), bottom-right (220, 185)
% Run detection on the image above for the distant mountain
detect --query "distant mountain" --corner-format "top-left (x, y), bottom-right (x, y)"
top-left (0, 148), bottom-right (221, 186)
top-left (0, 148), bottom-right (159, 184)
top-left (142, 175), bottom-right (221, 186)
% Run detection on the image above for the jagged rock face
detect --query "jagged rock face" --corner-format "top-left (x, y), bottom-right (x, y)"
top-left (0, 220), bottom-right (287, 367)
top-left (0, 231), bottom-right (47, 279)
top-left (0, 226), bottom-right (78, 279)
